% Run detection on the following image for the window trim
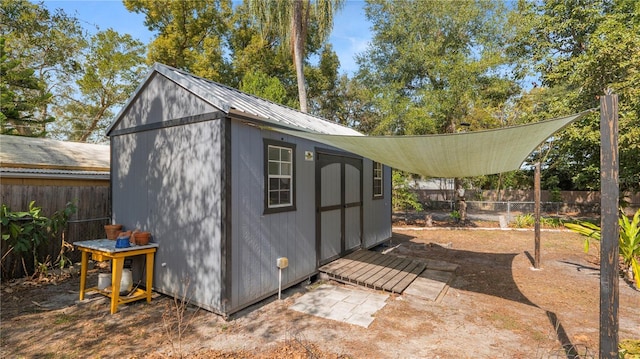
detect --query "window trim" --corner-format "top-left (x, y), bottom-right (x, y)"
top-left (372, 161), bottom-right (384, 199)
top-left (263, 139), bottom-right (296, 214)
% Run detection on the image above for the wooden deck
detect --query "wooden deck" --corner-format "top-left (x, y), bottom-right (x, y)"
top-left (319, 250), bottom-right (426, 294)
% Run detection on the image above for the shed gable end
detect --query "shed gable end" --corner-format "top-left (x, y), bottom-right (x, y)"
top-left (110, 72), bottom-right (220, 135)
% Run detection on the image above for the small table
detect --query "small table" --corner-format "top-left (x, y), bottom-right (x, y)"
top-left (75, 239), bottom-right (158, 314)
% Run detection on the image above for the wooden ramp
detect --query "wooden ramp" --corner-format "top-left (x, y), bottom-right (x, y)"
top-left (319, 250), bottom-right (426, 294)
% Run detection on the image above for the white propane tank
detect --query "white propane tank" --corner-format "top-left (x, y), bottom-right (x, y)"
top-left (98, 273), bottom-right (111, 290)
top-left (120, 268), bottom-right (133, 295)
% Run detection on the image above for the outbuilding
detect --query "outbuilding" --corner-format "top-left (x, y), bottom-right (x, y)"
top-left (0, 135), bottom-right (111, 277)
top-left (106, 63), bottom-right (391, 316)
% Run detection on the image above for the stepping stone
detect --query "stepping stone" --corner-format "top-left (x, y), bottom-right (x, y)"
top-left (290, 284), bottom-right (389, 328)
top-left (424, 259), bottom-right (459, 272)
top-left (403, 269), bottom-right (455, 302)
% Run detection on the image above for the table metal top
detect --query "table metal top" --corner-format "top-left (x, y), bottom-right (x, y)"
top-left (74, 239), bottom-right (158, 253)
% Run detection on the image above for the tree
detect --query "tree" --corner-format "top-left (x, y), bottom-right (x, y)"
top-left (227, 2), bottom-right (300, 107)
top-left (239, 70), bottom-right (288, 105)
top-left (51, 29), bottom-right (146, 142)
top-left (0, 37), bottom-right (51, 136)
top-left (307, 43), bottom-right (340, 117)
top-left (247, 0), bottom-right (345, 113)
top-left (356, 0), bottom-right (518, 136)
top-left (509, 0), bottom-right (640, 192)
top-left (0, 0), bottom-right (86, 136)
top-left (124, 0), bottom-right (233, 82)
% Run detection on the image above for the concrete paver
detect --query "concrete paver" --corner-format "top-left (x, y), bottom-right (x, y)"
top-left (403, 269), bottom-right (455, 302)
top-left (289, 284), bottom-right (389, 328)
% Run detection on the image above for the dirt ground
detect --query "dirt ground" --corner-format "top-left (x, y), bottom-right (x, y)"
top-left (2, 228), bottom-right (639, 359)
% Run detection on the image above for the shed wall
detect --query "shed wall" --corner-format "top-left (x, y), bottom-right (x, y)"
top-left (113, 73), bottom-right (217, 132)
top-left (229, 122), bottom-right (317, 311)
top-left (363, 162), bottom-right (392, 247)
top-left (111, 74), bottom-right (226, 312)
top-left (112, 120), bottom-right (224, 312)
top-left (228, 121), bottom-right (392, 312)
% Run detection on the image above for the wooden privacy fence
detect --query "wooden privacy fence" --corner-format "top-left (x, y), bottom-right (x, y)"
top-left (1, 184), bottom-right (111, 279)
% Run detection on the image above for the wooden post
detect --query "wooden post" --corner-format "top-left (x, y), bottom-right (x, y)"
top-left (599, 93), bottom-right (619, 358)
top-left (534, 162), bottom-right (541, 269)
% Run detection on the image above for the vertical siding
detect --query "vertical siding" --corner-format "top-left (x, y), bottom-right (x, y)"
top-left (112, 120), bottom-right (224, 313)
top-left (363, 161), bottom-right (392, 248)
top-left (230, 122), bottom-right (317, 311)
top-left (113, 73), bottom-right (217, 132)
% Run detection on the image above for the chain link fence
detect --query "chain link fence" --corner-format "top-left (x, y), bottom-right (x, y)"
top-left (414, 189), bottom-right (639, 219)
top-left (423, 200), bottom-right (602, 221)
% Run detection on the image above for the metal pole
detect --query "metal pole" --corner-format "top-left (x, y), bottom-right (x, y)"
top-left (599, 93), bottom-right (619, 358)
top-left (534, 162), bottom-right (541, 269)
top-left (278, 267), bottom-right (282, 300)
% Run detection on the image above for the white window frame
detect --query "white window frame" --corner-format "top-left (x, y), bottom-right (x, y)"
top-left (373, 161), bottom-right (384, 199)
top-left (264, 140), bottom-right (296, 213)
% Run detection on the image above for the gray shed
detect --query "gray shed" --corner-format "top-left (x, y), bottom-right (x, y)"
top-left (106, 63), bottom-right (391, 316)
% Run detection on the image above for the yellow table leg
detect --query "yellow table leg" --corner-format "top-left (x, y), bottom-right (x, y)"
top-left (145, 252), bottom-right (154, 302)
top-left (79, 251), bottom-right (88, 301)
top-left (111, 258), bottom-right (124, 314)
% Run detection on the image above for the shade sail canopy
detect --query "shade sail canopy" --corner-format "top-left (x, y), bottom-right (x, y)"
top-left (272, 110), bottom-right (592, 178)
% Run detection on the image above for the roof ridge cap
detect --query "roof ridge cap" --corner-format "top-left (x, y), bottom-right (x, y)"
top-left (152, 63), bottom-right (362, 135)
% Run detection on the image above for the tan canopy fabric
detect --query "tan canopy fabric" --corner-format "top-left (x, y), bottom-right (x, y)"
top-left (272, 110), bottom-right (593, 178)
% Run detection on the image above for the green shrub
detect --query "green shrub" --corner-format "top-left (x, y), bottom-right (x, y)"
top-left (541, 217), bottom-right (563, 228)
top-left (512, 214), bottom-right (563, 229)
top-left (619, 339), bottom-right (640, 358)
top-left (392, 171), bottom-right (423, 212)
top-left (1, 200), bottom-right (76, 277)
top-left (512, 214), bottom-right (534, 228)
top-left (566, 209), bottom-right (640, 289)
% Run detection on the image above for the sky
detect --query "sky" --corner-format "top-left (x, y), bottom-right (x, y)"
top-left (42, 0), bottom-right (372, 75)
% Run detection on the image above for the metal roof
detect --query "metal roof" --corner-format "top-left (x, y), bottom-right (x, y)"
top-left (108, 63), bottom-right (363, 136)
top-left (0, 135), bottom-right (110, 171)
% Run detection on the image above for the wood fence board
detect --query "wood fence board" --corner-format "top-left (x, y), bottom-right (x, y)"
top-left (1, 183), bottom-right (110, 278)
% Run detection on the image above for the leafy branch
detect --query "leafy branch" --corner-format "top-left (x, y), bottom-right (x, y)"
top-left (1, 200), bottom-right (77, 277)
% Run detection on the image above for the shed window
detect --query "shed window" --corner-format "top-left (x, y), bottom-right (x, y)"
top-left (373, 161), bottom-right (383, 199)
top-left (264, 140), bottom-right (296, 213)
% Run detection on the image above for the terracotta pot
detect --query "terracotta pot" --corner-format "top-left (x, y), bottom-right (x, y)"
top-left (134, 231), bottom-right (151, 245)
top-left (104, 224), bottom-right (123, 240)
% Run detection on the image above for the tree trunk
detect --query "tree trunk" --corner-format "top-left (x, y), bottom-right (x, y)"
top-left (291, 0), bottom-right (308, 113)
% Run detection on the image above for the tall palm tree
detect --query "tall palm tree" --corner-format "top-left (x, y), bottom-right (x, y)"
top-left (248, 0), bottom-right (344, 113)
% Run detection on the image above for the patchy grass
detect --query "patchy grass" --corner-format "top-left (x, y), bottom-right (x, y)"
top-left (487, 312), bottom-right (522, 331)
top-left (53, 313), bottom-right (76, 325)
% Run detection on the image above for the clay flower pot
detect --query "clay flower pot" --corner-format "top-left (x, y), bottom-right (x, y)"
top-left (133, 231), bottom-right (151, 245)
top-left (104, 224), bottom-right (123, 240)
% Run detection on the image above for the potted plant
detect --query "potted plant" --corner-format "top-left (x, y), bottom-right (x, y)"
top-left (104, 224), bottom-right (123, 240)
top-left (133, 231), bottom-right (151, 245)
